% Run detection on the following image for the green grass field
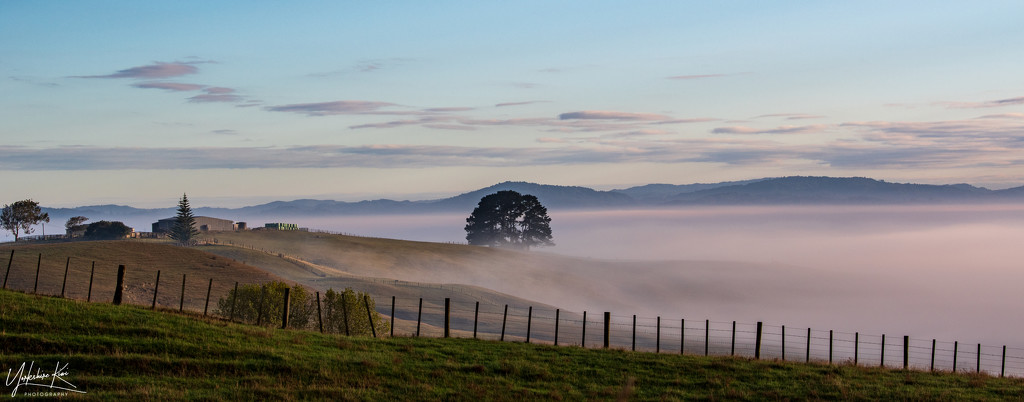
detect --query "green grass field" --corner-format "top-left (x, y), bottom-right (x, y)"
top-left (3, 289), bottom-right (1023, 400)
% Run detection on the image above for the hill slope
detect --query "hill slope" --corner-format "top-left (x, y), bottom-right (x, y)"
top-left (4, 289), bottom-right (1022, 399)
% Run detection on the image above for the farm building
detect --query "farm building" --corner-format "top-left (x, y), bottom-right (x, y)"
top-left (152, 216), bottom-right (235, 233)
top-left (264, 223), bottom-right (298, 231)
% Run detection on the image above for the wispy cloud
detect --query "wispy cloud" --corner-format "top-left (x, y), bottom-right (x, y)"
top-left (495, 101), bottom-right (548, 107)
top-left (188, 87), bottom-right (243, 103)
top-left (753, 113), bottom-right (826, 120)
top-left (559, 111), bottom-right (672, 121)
top-left (74, 62), bottom-right (199, 79)
top-left (713, 125), bottom-right (828, 134)
top-left (666, 73), bottom-right (729, 80)
top-left (132, 82), bottom-right (205, 91)
top-left (266, 101), bottom-right (402, 116)
top-left (935, 96), bottom-right (1024, 109)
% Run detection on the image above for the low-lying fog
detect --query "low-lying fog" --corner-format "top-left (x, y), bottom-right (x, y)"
top-left (276, 204), bottom-right (1024, 347)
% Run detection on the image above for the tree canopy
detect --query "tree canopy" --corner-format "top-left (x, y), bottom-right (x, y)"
top-left (1, 200), bottom-right (50, 242)
top-left (84, 220), bottom-right (133, 240)
top-left (465, 190), bottom-right (553, 250)
top-left (168, 193), bottom-right (200, 246)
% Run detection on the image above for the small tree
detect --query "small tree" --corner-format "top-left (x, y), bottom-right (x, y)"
top-left (465, 190), bottom-right (553, 250)
top-left (65, 216), bottom-right (89, 237)
top-left (1, 200), bottom-right (50, 242)
top-left (169, 193), bottom-right (200, 246)
top-left (84, 220), bottom-right (132, 240)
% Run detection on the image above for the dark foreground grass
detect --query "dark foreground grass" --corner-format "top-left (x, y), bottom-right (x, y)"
top-left (2, 290), bottom-right (1022, 400)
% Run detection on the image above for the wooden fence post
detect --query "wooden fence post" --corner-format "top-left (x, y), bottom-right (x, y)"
top-left (603, 312), bottom-right (610, 349)
top-left (731, 321), bottom-right (736, 356)
top-left (444, 298), bottom-right (451, 338)
top-left (204, 278), bottom-right (213, 316)
top-left (526, 306), bottom-right (533, 343)
top-left (2, 249), bottom-right (13, 289)
top-left (364, 295), bottom-right (376, 338)
top-left (904, 336), bottom-right (909, 370)
top-left (632, 315), bottom-right (636, 351)
top-left (681, 319), bottom-right (685, 355)
top-left (782, 325), bottom-right (787, 361)
top-left (881, 334), bottom-right (886, 368)
top-left (152, 270), bottom-right (161, 309)
top-left (953, 341), bottom-right (959, 372)
top-left (829, 330), bottom-right (834, 364)
top-left (500, 304), bottom-right (507, 341)
top-left (229, 282), bottom-right (238, 321)
top-left (554, 309), bottom-right (559, 346)
top-left (806, 328), bottom-right (811, 363)
top-left (33, 253), bottom-right (41, 294)
top-left (60, 257), bottom-right (70, 298)
top-left (341, 292), bottom-right (351, 336)
top-left (582, 311), bottom-right (587, 348)
top-left (281, 287), bottom-right (291, 329)
top-left (1002, 345), bottom-right (1007, 378)
top-left (656, 316), bottom-right (661, 353)
top-left (87, 262), bottom-right (94, 302)
top-left (704, 319), bottom-right (709, 356)
top-left (390, 296), bottom-right (395, 337)
top-left (977, 343), bottom-right (982, 373)
top-left (179, 274), bottom-right (186, 312)
top-left (474, 302), bottom-right (480, 339)
top-left (415, 298), bottom-right (423, 337)
top-left (855, 332), bottom-right (859, 366)
top-left (931, 339), bottom-right (936, 371)
top-left (113, 265), bottom-right (126, 305)
top-left (755, 322), bottom-right (763, 360)
top-left (316, 291), bottom-right (323, 333)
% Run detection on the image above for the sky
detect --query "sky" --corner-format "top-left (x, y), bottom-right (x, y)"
top-left (3, 1), bottom-right (1024, 207)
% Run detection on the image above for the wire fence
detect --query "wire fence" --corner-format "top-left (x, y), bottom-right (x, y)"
top-left (3, 247), bottom-right (1024, 378)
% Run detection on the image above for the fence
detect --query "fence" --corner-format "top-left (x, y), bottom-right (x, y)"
top-left (3, 248), bottom-right (1024, 378)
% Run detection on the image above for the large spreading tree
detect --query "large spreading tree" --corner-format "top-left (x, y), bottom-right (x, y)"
top-left (465, 190), bottom-right (553, 250)
top-left (169, 193), bottom-right (200, 246)
top-left (1, 199), bottom-right (50, 242)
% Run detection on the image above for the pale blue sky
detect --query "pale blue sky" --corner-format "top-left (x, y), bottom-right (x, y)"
top-left (2, 1), bottom-right (1024, 207)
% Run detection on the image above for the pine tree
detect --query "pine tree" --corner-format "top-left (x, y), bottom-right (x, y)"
top-left (169, 193), bottom-right (200, 246)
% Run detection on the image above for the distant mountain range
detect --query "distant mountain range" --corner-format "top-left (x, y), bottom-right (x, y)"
top-left (41, 177), bottom-right (1024, 225)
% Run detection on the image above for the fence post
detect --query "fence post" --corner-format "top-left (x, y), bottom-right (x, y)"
top-left (1002, 345), bottom-right (1006, 378)
top-left (444, 298), bottom-right (451, 338)
top-left (179, 274), bottom-right (187, 312)
top-left (554, 309), bottom-right (559, 346)
top-left (364, 295), bottom-right (377, 338)
top-left (778, 325), bottom-right (786, 360)
top-left (33, 253), bottom-right (41, 294)
top-left (755, 322), bottom-right (763, 360)
top-left (657, 316), bottom-right (661, 353)
top-left (500, 304), bottom-right (508, 341)
top-left (881, 334), bottom-right (886, 368)
top-left (806, 328), bottom-right (811, 363)
top-left (474, 302), bottom-right (480, 339)
top-left (230, 282), bottom-right (238, 321)
top-left (731, 321), bottom-right (736, 356)
top-left (829, 330), bottom-right (834, 364)
top-left (582, 311), bottom-right (587, 348)
top-left (281, 287), bottom-right (291, 329)
top-left (204, 278), bottom-right (213, 316)
top-left (152, 270), bottom-right (161, 309)
top-left (316, 291), bottom-right (324, 333)
top-left (2, 249), bottom-right (13, 289)
top-left (416, 298), bottom-right (423, 337)
top-left (681, 319), bottom-right (685, 355)
top-left (855, 332), bottom-right (859, 366)
top-left (904, 336), bottom-right (909, 370)
top-left (632, 315), bottom-right (636, 351)
top-left (390, 296), bottom-right (396, 337)
top-left (87, 262), bottom-right (94, 302)
top-left (705, 319), bottom-right (709, 356)
top-left (931, 339), bottom-right (936, 371)
top-left (526, 306), bottom-right (533, 343)
top-left (954, 341), bottom-right (958, 372)
top-left (603, 312), bottom-right (610, 349)
top-left (61, 257), bottom-right (70, 298)
top-left (341, 292), bottom-right (351, 336)
top-left (112, 264), bottom-right (126, 305)
top-left (977, 343), bottom-right (981, 373)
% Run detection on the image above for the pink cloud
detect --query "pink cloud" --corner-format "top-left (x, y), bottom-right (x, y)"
top-left (559, 111), bottom-right (671, 121)
top-left (266, 100), bottom-right (401, 116)
top-left (75, 62), bottom-right (199, 79)
top-left (132, 82), bottom-right (205, 91)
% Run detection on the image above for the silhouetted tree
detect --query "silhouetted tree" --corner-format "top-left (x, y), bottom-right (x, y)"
top-left (65, 216), bottom-right (89, 237)
top-left (84, 220), bottom-right (132, 240)
top-left (465, 190), bottom-right (553, 250)
top-left (1, 199), bottom-right (50, 242)
top-left (169, 193), bottom-right (200, 246)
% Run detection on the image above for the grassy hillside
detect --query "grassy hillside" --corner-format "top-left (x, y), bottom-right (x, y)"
top-left (3, 289), bottom-right (1023, 400)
